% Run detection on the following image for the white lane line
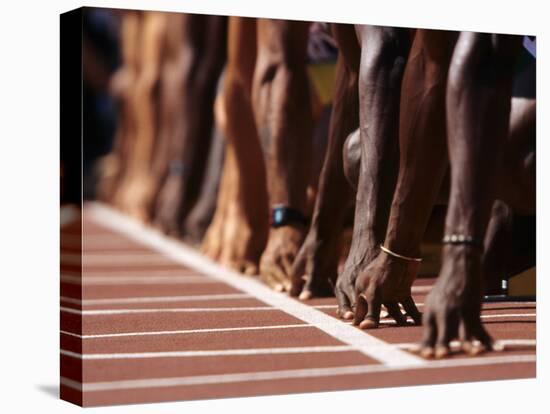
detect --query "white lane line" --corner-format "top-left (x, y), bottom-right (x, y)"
top-left (60, 354), bottom-right (536, 392)
top-left (60, 293), bottom-right (251, 306)
top-left (61, 275), bottom-right (218, 285)
top-left (61, 345), bottom-right (356, 360)
top-left (60, 324), bottom-right (311, 339)
top-left (62, 253), bottom-right (175, 266)
top-left (481, 313), bottom-right (536, 319)
top-left (411, 285), bottom-right (432, 293)
top-left (61, 305), bottom-right (339, 315)
top-left (89, 203), bottom-right (424, 368)
top-left (61, 306), bottom-right (277, 315)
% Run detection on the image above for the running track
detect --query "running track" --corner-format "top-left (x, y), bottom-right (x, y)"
top-left (60, 203), bottom-right (536, 407)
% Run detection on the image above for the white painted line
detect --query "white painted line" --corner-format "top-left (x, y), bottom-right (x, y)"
top-left (61, 275), bottom-right (218, 285)
top-left (88, 203), bottom-right (424, 367)
top-left (62, 253), bottom-right (175, 266)
top-left (60, 354), bottom-right (536, 392)
top-left (61, 345), bottom-right (356, 360)
top-left (60, 293), bottom-right (251, 306)
top-left (60, 306), bottom-right (276, 315)
top-left (411, 285), bottom-right (432, 293)
top-left (481, 313), bottom-right (536, 319)
top-left (60, 324), bottom-right (311, 339)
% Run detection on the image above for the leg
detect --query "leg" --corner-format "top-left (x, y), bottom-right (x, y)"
top-left (335, 25), bottom-right (411, 318)
top-left (419, 32), bottom-right (522, 357)
top-left (253, 19), bottom-right (313, 291)
top-left (352, 29), bottom-right (457, 327)
top-left (290, 23), bottom-right (360, 299)
top-left (153, 14), bottom-right (227, 235)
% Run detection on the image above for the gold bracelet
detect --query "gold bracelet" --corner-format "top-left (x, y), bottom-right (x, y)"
top-left (380, 244), bottom-right (422, 262)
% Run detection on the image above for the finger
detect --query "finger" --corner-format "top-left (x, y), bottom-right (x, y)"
top-left (401, 296), bottom-right (422, 325)
top-left (260, 271), bottom-right (281, 290)
top-left (243, 261), bottom-right (258, 276)
top-left (417, 312), bottom-right (437, 358)
top-left (270, 259), bottom-right (290, 292)
top-left (472, 323), bottom-right (494, 353)
top-left (434, 311), bottom-right (459, 359)
top-left (290, 270), bottom-right (306, 298)
top-left (281, 254), bottom-right (295, 279)
top-left (384, 302), bottom-right (408, 326)
top-left (353, 294), bottom-right (368, 326)
top-left (335, 285), bottom-right (354, 320)
top-left (302, 273), bottom-right (334, 299)
top-left (355, 292), bottom-right (382, 329)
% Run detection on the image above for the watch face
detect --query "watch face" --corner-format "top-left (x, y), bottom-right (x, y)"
top-left (274, 209), bottom-right (284, 223)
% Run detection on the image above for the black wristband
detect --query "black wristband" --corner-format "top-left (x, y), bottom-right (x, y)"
top-left (270, 205), bottom-right (309, 228)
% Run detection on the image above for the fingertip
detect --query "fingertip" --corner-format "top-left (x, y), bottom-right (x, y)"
top-left (434, 345), bottom-right (450, 359)
top-left (359, 319), bottom-right (379, 330)
top-left (299, 290), bottom-right (312, 300)
top-left (342, 311), bottom-right (354, 320)
top-left (420, 347), bottom-right (435, 359)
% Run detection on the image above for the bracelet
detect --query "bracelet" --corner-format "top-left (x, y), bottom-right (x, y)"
top-left (442, 234), bottom-right (482, 248)
top-left (270, 205), bottom-right (309, 228)
top-left (379, 244), bottom-right (422, 262)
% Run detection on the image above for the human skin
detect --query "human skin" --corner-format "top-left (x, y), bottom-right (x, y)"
top-left (153, 14), bottom-right (227, 235)
top-left (251, 19), bottom-right (314, 291)
top-left (290, 23), bottom-right (360, 299)
top-left (113, 11), bottom-right (167, 221)
top-left (333, 26), bottom-right (413, 318)
top-left (96, 10), bottom-right (142, 203)
top-left (351, 29), bottom-right (457, 328)
top-left (201, 17), bottom-right (270, 275)
top-left (419, 33), bottom-right (525, 358)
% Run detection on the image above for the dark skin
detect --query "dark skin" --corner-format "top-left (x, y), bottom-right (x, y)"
top-left (419, 33), bottom-right (525, 358)
top-left (352, 29), bottom-right (457, 328)
top-left (341, 33), bottom-right (534, 345)
top-left (290, 23), bottom-right (360, 299)
top-left (252, 19), bottom-right (314, 291)
top-left (153, 14), bottom-right (227, 235)
top-left (335, 26), bottom-right (412, 320)
top-left (183, 127), bottom-right (226, 244)
top-left (201, 17), bottom-right (269, 275)
top-left (291, 25), bottom-right (411, 303)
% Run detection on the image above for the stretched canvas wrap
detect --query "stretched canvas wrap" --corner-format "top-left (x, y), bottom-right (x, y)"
top-left (60, 6), bottom-right (536, 407)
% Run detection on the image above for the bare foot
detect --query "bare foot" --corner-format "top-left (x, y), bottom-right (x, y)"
top-left (260, 226), bottom-right (306, 292)
top-left (416, 245), bottom-right (492, 359)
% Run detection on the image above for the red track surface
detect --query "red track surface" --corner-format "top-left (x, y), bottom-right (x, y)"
top-left (60, 205), bottom-right (536, 407)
